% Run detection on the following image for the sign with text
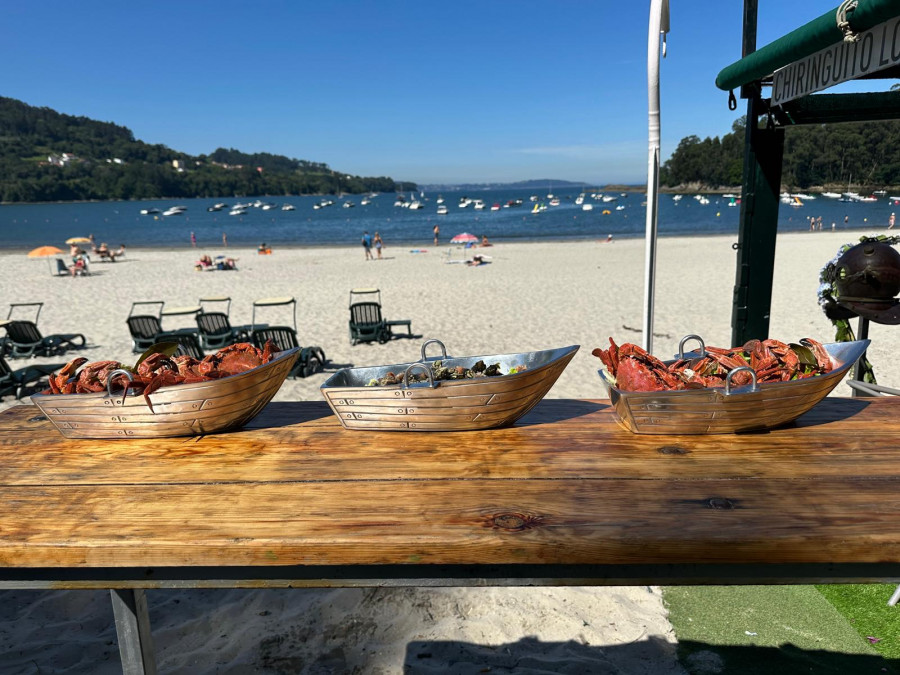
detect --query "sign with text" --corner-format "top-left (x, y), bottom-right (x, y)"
top-left (772, 15), bottom-right (900, 106)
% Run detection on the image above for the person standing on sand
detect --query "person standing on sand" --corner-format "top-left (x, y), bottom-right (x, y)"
top-left (433, 224), bottom-right (440, 246)
top-left (362, 230), bottom-right (373, 260)
top-left (373, 232), bottom-right (383, 260)
top-left (191, 231), bottom-right (197, 247)
top-left (223, 232), bottom-right (228, 247)
top-left (890, 213), bottom-right (896, 230)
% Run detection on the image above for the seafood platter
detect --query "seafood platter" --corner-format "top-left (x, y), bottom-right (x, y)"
top-left (595, 334), bottom-right (870, 435)
top-left (320, 339), bottom-right (579, 431)
top-left (31, 342), bottom-right (299, 439)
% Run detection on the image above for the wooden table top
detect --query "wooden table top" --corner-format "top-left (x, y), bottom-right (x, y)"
top-left (2, 397), bottom-right (900, 586)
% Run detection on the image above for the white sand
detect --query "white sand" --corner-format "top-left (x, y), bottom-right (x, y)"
top-left (0, 231), bottom-right (895, 673)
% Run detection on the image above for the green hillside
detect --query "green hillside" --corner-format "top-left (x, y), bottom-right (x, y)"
top-left (0, 97), bottom-right (413, 203)
top-left (661, 115), bottom-right (900, 191)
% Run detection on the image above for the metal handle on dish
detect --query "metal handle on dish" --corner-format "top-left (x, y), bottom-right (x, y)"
top-left (678, 334), bottom-right (706, 359)
top-left (420, 339), bottom-right (447, 362)
top-left (106, 368), bottom-right (136, 404)
top-left (403, 362), bottom-right (436, 389)
top-left (724, 366), bottom-right (758, 395)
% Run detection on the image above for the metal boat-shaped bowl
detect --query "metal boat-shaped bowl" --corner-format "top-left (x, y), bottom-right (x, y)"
top-left (31, 347), bottom-right (300, 439)
top-left (321, 342), bottom-right (579, 431)
top-left (598, 339), bottom-right (870, 435)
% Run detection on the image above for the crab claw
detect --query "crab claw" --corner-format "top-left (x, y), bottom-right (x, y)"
top-left (48, 357), bottom-right (88, 394)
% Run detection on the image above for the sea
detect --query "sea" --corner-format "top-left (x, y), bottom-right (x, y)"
top-left (1, 187), bottom-right (897, 251)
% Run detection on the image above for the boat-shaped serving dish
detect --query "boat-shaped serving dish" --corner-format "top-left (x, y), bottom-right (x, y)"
top-left (321, 340), bottom-right (579, 431)
top-left (598, 339), bottom-right (870, 435)
top-left (31, 347), bottom-right (300, 439)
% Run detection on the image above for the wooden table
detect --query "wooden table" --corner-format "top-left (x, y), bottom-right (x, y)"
top-left (2, 397), bottom-right (900, 673)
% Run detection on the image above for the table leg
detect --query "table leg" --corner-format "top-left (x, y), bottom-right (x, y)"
top-left (110, 588), bottom-right (157, 675)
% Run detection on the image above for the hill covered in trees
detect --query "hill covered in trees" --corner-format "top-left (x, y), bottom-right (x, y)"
top-left (660, 117), bottom-right (900, 191)
top-left (0, 97), bottom-right (414, 203)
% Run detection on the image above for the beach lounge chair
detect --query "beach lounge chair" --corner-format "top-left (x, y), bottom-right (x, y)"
top-left (195, 298), bottom-right (248, 350)
top-left (348, 289), bottom-right (413, 345)
top-left (154, 331), bottom-right (205, 359)
top-left (0, 356), bottom-right (66, 400)
top-left (1, 320), bottom-right (86, 359)
top-left (251, 327), bottom-right (325, 378)
top-left (196, 312), bottom-right (246, 350)
top-left (54, 258), bottom-right (69, 276)
top-left (126, 315), bottom-right (164, 353)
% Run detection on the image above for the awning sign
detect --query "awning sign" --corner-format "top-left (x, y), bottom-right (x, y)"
top-left (772, 15), bottom-right (900, 106)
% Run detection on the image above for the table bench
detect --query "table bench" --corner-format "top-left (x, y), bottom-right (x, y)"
top-left (1, 397), bottom-right (899, 673)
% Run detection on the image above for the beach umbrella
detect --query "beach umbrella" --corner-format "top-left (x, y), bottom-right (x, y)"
top-left (65, 236), bottom-right (92, 245)
top-left (27, 245), bottom-right (65, 275)
top-left (450, 232), bottom-right (478, 244)
top-left (642, 0), bottom-right (669, 354)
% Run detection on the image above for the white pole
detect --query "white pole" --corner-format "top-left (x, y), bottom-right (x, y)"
top-left (643, 0), bottom-right (669, 354)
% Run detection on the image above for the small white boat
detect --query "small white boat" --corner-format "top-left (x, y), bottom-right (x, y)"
top-left (408, 200), bottom-right (423, 210)
top-left (229, 207), bottom-right (248, 216)
top-left (548, 198), bottom-right (560, 207)
top-left (436, 195), bottom-right (444, 204)
top-left (140, 208), bottom-right (160, 215)
top-left (601, 195), bottom-right (617, 203)
top-left (791, 193), bottom-right (816, 200)
top-left (163, 206), bottom-right (187, 216)
top-left (437, 205), bottom-right (448, 215)
top-left (582, 203), bottom-right (594, 211)
top-left (342, 201), bottom-right (355, 208)
top-left (672, 195), bottom-right (683, 201)
top-left (490, 203), bottom-right (501, 211)
top-left (821, 192), bottom-right (841, 199)
top-left (473, 200), bottom-right (486, 210)
top-left (281, 204), bottom-right (295, 211)
top-left (360, 198), bottom-right (370, 206)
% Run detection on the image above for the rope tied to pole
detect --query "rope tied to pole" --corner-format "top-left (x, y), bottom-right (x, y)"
top-left (836, 0), bottom-right (860, 42)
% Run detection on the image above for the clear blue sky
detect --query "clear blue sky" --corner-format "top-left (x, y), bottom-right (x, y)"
top-left (4, 1), bottom-right (890, 185)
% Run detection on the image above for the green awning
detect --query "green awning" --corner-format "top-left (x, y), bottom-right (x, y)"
top-left (716, 0), bottom-right (900, 91)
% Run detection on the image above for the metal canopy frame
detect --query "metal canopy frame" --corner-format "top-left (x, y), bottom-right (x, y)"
top-left (724, 0), bottom-right (900, 344)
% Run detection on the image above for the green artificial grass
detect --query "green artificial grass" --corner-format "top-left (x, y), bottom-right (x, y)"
top-left (664, 585), bottom-right (899, 674)
top-left (816, 584), bottom-right (900, 660)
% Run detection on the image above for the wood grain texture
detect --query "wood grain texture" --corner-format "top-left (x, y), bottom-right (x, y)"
top-left (0, 397), bottom-right (899, 571)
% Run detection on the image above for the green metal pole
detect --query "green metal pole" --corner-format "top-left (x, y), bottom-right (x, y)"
top-left (732, 103), bottom-right (784, 345)
top-left (731, 0), bottom-right (785, 345)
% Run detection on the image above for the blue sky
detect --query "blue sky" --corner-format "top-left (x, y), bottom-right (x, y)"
top-left (5, 1), bottom-right (891, 185)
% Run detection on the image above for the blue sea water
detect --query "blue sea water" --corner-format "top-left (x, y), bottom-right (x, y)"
top-left (1, 187), bottom-right (896, 251)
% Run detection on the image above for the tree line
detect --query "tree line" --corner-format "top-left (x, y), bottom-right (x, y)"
top-left (660, 117), bottom-right (900, 190)
top-left (0, 96), bottom-right (414, 203)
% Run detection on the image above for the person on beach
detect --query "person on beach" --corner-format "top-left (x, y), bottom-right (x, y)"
top-left (191, 231), bottom-right (197, 247)
top-left (890, 213), bottom-right (896, 230)
top-left (362, 231), bottom-right (373, 260)
top-left (116, 244), bottom-right (127, 257)
top-left (223, 232), bottom-right (228, 247)
top-left (373, 232), bottom-right (383, 260)
top-left (481, 235), bottom-right (491, 247)
top-left (433, 224), bottom-right (440, 246)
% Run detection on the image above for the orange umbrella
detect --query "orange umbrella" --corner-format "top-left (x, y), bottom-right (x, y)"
top-left (27, 245), bottom-right (65, 258)
top-left (27, 246), bottom-right (66, 275)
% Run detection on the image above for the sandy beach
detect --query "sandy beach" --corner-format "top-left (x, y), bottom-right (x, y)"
top-left (0, 232), bottom-right (895, 673)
